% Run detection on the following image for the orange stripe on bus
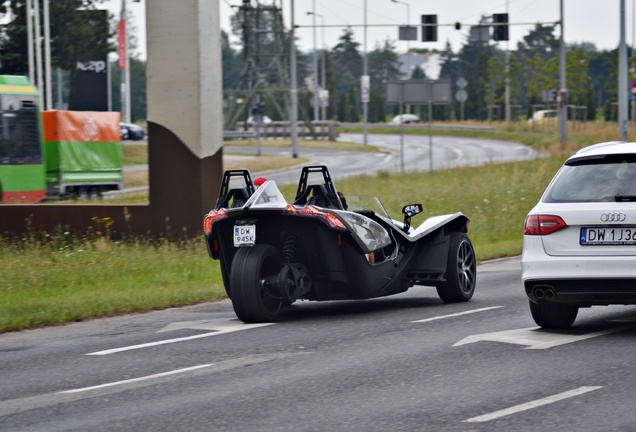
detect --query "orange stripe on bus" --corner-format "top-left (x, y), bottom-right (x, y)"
top-left (42, 110), bottom-right (121, 142)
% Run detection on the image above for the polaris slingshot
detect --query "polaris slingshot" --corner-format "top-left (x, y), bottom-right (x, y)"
top-left (203, 165), bottom-right (476, 323)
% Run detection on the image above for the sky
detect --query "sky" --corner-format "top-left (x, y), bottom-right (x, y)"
top-left (106, 0), bottom-right (636, 60)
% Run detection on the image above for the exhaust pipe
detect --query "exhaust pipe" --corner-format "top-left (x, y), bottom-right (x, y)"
top-left (534, 288), bottom-right (545, 300)
top-left (545, 289), bottom-right (555, 299)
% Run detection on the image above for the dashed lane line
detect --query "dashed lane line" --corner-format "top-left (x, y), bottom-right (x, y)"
top-left (463, 386), bottom-right (603, 423)
top-left (411, 306), bottom-right (503, 323)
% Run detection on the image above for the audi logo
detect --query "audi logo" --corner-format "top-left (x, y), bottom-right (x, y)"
top-left (600, 212), bottom-right (627, 222)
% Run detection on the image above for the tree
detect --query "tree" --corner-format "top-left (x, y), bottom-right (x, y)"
top-left (368, 38), bottom-right (401, 92)
top-left (516, 24), bottom-right (559, 62)
top-left (331, 27), bottom-right (362, 97)
top-left (110, 57), bottom-right (146, 122)
top-left (0, 0), bottom-right (114, 75)
top-left (410, 65), bottom-right (426, 79)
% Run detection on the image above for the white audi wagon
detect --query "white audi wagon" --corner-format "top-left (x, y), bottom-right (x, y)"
top-left (522, 141), bottom-right (636, 328)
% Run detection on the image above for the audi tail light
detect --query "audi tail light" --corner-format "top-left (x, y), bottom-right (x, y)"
top-left (524, 214), bottom-right (567, 236)
top-left (203, 209), bottom-right (228, 235)
top-left (283, 205), bottom-right (347, 231)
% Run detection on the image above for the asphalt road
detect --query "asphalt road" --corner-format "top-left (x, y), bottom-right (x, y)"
top-left (3, 257), bottom-right (636, 431)
top-left (226, 133), bottom-right (540, 186)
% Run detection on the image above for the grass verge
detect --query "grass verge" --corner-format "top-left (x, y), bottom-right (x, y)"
top-left (0, 121), bottom-right (624, 332)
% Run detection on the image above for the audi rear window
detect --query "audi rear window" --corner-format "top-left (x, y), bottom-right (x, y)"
top-left (543, 155), bottom-right (636, 203)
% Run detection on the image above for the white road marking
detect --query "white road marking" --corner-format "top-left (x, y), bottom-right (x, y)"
top-left (411, 306), bottom-right (503, 323)
top-left (87, 319), bottom-right (274, 356)
top-left (453, 323), bottom-right (636, 350)
top-left (463, 386), bottom-right (603, 423)
top-left (59, 364), bottom-right (213, 394)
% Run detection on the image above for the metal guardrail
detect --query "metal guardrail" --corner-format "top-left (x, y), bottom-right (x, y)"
top-left (338, 122), bottom-right (496, 132)
top-left (225, 121), bottom-right (339, 141)
top-left (223, 131), bottom-right (257, 140)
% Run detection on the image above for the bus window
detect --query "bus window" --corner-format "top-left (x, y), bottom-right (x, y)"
top-left (0, 95), bottom-right (41, 165)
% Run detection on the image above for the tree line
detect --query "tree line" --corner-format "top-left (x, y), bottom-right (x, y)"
top-left (0, 2), bottom-right (627, 124)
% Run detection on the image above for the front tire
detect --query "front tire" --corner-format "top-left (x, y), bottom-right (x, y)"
top-left (529, 300), bottom-right (578, 329)
top-left (436, 232), bottom-right (476, 302)
top-left (230, 244), bottom-right (283, 323)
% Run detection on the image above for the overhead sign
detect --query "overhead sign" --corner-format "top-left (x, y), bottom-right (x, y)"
top-left (385, 79), bottom-right (452, 105)
top-left (398, 26), bottom-right (417, 41)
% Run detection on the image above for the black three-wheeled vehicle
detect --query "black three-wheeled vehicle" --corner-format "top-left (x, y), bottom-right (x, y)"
top-left (203, 165), bottom-right (476, 323)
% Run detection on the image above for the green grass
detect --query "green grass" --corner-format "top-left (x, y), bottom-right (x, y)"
top-left (0, 236), bottom-right (226, 332)
top-left (0, 121), bottom-right (625, 333)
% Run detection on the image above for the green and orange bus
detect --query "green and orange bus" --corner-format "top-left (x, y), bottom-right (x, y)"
top-left (0, 75), bottom-right (123, 204)
top-left (0, 75), bottom-right (46, 203)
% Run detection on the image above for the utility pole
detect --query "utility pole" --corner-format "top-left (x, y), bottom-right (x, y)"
top-left (504, 0), bottom-right (510, 123)
top-left (290, 0), bottom-right (299, 157)
top-left (307, 11), bottom-right (327, 121)
top-left (558, 0), bottom-right (568, 143)
top-left (362, 0), bottom-right (368, 145)
top-left (311, 0), bottom-right (319, 123)
top-left (43, 0), bottom-right (52, 110)
top-left (26, 0), bottom-right (34, 85)
top-left (33, 0), bottom-right (43, 109)
top-left (619, 0), bottom-right (629, 140)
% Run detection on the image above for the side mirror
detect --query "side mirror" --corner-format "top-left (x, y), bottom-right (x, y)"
top-left (402, 204), bottom-right (423, 217)
top-left (401, 204), bottom-right (423, 232)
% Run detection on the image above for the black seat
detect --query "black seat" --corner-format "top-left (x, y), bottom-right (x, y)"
top-left (305, 184), bottom-right (342, 209)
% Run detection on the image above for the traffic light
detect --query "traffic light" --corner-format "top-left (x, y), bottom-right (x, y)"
top-left (421, 14), bottom-right (437, 42)
top-left (253, 92), bottom-right (265, 115)
top-left (492, 13), bottom-right (509, 41)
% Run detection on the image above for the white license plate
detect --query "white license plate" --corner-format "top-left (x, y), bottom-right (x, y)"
top-left (234, 225), bottom-right (256, 247)
top-left (580, 227), bottom-right (636, 245)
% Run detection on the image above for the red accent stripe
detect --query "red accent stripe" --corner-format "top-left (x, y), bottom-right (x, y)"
top-left (2, 190), bottom-right (47, 204)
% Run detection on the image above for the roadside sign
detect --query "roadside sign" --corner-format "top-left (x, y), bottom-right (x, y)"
top-left (630, 80), bottom-right (636, 100)
top-left (456, 90), bottom-right (468, 103)
top-left (361, 75), bottom-right (370, 103)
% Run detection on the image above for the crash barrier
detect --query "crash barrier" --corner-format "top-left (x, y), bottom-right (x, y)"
top-left (224, 130), bottom-right (257, 140)
top-left (238, 121), bottom-right (339, 141)
top-left (338, 122), bottom-right (495, 132)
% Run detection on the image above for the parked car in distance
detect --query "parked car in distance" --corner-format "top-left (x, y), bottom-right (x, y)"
top-left (120, 122), bottom-right (145, 141)
top-left (522, 141), bottom-right (636, 328)
top-left (391, 114), bottom-right (421, 125)
top-left (527, 109), bottom-right (557, 124)
top-left (245, 115), bottom-right (272, 126)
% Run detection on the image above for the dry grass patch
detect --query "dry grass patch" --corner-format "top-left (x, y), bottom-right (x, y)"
top-left (123, 170), bottom-right (149, 188)
top-left (122, 143), bottom-right (148, 165)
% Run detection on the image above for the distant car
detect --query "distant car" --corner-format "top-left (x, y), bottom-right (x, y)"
top-left (528, 109), bottom-right (557, 124)
top-left (120, 123), bottom-right (145, 141)
top-left (391, 114), bottom-right (421, 125)
top-left (245, 116), bottom-right (272, 126)
top-left (522, 141), bottom-right (636, 329)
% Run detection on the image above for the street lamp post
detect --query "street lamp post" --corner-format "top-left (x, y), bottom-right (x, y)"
top-left (311, 0), bottom-right (319, 123)
top-left (363, 0), bottom-right (368, 145)
top-left (558, 0), bottom-right (568, 143)
top-left (307, 11), bottom-right (326, 121)
top-left (290, 0), bottom-right (299, 157)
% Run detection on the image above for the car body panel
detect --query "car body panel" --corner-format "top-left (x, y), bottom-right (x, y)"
top-left (531, 202), bottom-right (636, 256)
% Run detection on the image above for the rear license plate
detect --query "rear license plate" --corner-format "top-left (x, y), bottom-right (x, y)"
top-left (234, 225), bottom-right (256, 247)
top-left (580, 227), bottom-right (636, 245)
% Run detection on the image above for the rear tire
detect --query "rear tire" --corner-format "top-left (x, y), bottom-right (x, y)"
top-left (230, 244), bottom-right (282, 323)
top-left (436, 232), bottom-right (476, 302)
top-left (529, 300), bottom-right (578, 329)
